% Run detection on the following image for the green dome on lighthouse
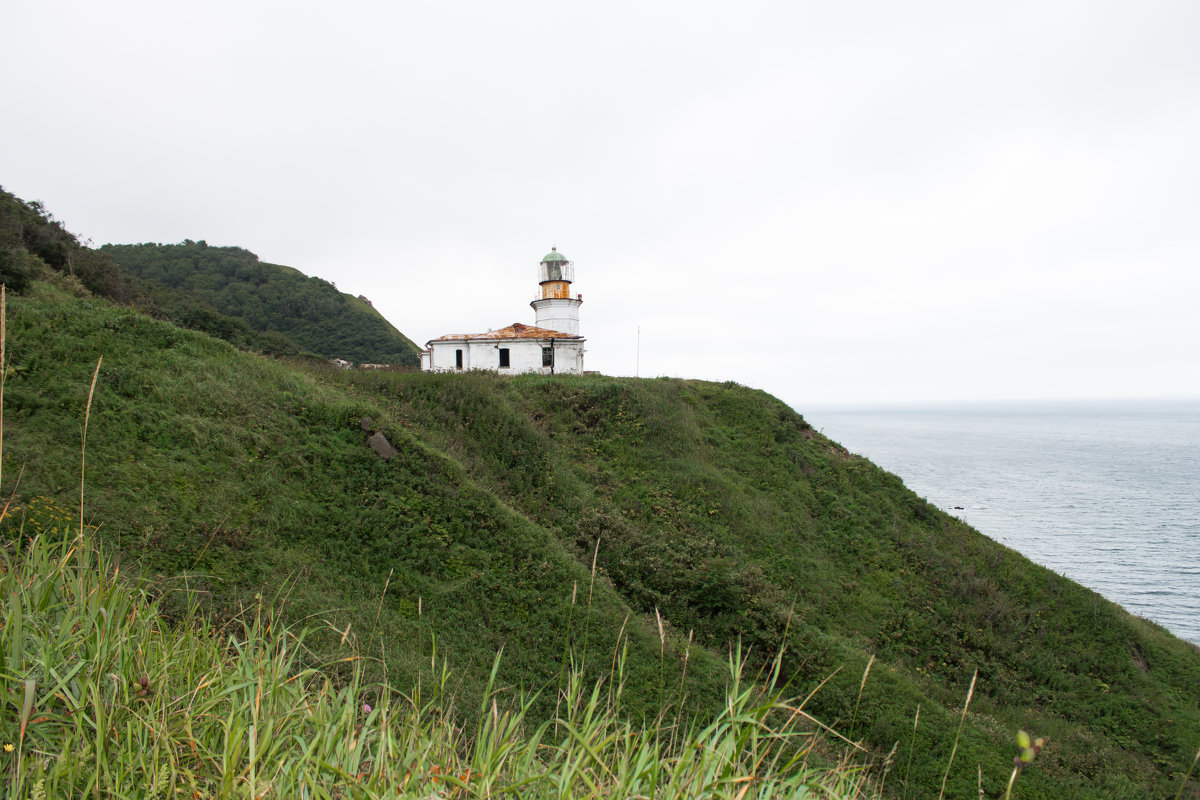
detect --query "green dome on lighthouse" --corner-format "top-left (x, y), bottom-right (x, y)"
top-left (541, 247), bottom-right (568, 264)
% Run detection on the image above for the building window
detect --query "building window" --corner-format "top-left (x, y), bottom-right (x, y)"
top-left (499, 348), bottom-right (510, 368)
top-left (455, 349), bottom-right (463, 369)
top-left (542, 346), bottom-right (553, 367)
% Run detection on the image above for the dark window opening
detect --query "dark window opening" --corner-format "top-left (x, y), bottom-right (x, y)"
top-left (455, 349), bottom-right (463, 369)
top-left (542, 347), bottom-right (553, 367)
top-left (499, 348), bottom-right (510, 368)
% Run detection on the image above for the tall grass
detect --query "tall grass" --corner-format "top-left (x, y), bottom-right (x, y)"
top-left (0, 532), bottom-right (876, 798)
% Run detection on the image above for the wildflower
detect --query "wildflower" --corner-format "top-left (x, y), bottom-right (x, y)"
top-left (362, 703), bottom-right (372, 713)
top-left (1014, 730), bottom-right (1046, 769)
top-left (1002, 730), bottom-right (1048, 800)
top-left (3, 743), bottom-right (13, 752)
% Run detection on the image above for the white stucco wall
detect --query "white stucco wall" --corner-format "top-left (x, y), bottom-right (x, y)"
top-left (426, 338), bottom-right (585, 374)
top-left (550, 340), bottom-right (585, 374)
top-left (531, 297), bottom-right (582, 335)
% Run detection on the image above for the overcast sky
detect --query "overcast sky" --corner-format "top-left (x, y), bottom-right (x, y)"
top-left (3, 1), bottom-right (1198, 408)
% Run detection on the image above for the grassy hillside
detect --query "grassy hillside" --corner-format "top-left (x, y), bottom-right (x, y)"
top-left (100, 241), bottom-right (421, 366)
top-left (4, 285), bottom-right (1198, 798)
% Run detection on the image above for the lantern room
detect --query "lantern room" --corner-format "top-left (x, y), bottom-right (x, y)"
top-left (537, 247), bottom-right (576, 299)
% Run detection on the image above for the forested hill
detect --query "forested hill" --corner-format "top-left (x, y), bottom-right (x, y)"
top-left (0, 186), bottom-right (419, 365)
top-left (101, 241), bottom-right (420, 366)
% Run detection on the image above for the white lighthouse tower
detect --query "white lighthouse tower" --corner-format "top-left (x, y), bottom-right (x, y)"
top-left (530, 247), bottom-right (582, 335)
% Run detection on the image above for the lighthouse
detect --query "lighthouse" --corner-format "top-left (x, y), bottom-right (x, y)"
top-left (419, 247), bottom-right (587, 374)
top-left (530, 247), bottom-right (582, 335)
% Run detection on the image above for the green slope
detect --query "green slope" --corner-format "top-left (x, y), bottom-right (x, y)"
top-left (100, 241), bottom-right (420, 366)
top-left (344, 371), bottom-right (1200, 798)
top-left (6, 287), bottom-right (1198, 798)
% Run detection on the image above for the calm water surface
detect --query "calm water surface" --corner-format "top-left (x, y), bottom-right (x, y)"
top-left (805, 399), bottom-right (1200, 646)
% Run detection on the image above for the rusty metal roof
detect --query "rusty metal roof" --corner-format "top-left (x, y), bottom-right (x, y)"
top-left (429, 322), bottom-right (582, 343)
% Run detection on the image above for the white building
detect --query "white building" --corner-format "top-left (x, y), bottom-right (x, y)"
top-left (420, 248), bottom-right (586, 375)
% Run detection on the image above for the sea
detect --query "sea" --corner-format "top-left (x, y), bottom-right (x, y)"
top-left (804, 399), bottom-right (1200, 647)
